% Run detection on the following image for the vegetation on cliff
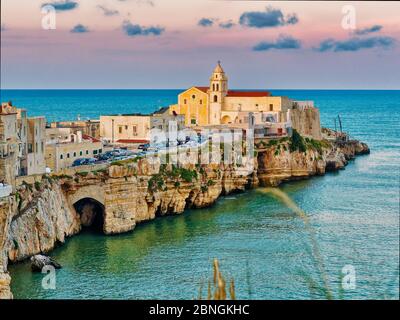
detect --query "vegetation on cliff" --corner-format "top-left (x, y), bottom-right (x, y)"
top-left (256, 130), bottom-right (331, 156)
top-left (148, 164), bottom-right (199, 192)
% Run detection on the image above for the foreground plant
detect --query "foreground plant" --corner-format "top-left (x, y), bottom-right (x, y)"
top-left (198, 259), bottom-right (236, 300)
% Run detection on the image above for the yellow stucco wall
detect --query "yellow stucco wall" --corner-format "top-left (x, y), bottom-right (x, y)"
top-left (174, 87), bottom-right (209, 126)
top-left (223, 96), bottom-right (292, 113)
top-left (169, 86), bottom-right (294, 127)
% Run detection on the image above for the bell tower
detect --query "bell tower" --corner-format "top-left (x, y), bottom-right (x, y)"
top-left (209, 61), bottom-right (228, 124)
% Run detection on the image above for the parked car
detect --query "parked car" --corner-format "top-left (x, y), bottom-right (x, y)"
top-left (83, 158), bottom-right (97, 165)
top-left (97, 152), bottom-right (112, 161)
top-left (138, 143), bottom-right (150, 151)
top-left (72, 158), bottom-right (87, 167)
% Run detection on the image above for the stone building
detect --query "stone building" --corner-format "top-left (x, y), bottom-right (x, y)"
top-left (170, 62), bottom-right (293, 127)
top-left (45, 128), bottom-right (103, 172)
top-left (0, 102), bottom-right (46, 185)
top-left (169, 62), bottom-right (322, 140)
top-left (26, 117), bottom-right (46, 175)
top-left (100, 108), bottom-right (185, 145)
top-left (49, 119), bottom-right (100, 139)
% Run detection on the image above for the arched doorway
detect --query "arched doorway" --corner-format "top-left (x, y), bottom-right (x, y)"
top-left (221, 115), bottom-right (232, 124)
top-left (73, 198), bottom-right (105, 233)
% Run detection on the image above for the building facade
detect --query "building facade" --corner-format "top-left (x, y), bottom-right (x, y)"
top-left (49, 119), bottom-right (100, 139)
top-left (169, 62), bottom-right (293, 128)
top-left (100, 108), bottom-right (185, 145)
top-left (45, 128), bottom-right (103, 171)
top-left (0, 102), bottom-right (46, 186)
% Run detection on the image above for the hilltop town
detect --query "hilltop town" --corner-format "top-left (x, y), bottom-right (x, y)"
top-left (1, 62), bottom-right (322, 190)
top-left (0, 63), bottom-right (369, 299)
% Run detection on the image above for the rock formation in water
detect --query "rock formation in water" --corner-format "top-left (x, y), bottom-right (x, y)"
top-left (30, 254), bottom-right (62, 272)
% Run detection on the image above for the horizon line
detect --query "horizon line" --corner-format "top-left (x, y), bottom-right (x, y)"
top-left (1, 88), bottom-right (399, 91)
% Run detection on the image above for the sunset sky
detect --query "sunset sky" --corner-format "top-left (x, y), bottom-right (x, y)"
top-left (1, 0), bottom-right (399, 89)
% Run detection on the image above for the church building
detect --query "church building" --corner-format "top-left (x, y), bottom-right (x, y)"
top-left (169, 62), bottom-right (294, 128)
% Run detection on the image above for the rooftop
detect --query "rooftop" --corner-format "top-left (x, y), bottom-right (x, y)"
top-left (226, 90), bottom-right (271, 97)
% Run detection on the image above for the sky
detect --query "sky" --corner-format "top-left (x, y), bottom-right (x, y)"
top-left (1, 0), bottom-right (400, 89)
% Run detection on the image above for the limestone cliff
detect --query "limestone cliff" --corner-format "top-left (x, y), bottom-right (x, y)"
top-left (0, 131), bottom-right (369, 299)
top-left (256, 131), bottom-right (369, 186)
top-left (5, 179), bottom-right (81, 263)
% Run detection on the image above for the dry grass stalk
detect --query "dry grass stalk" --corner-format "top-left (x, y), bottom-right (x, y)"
top-left (258, 187), bottom-right (333, 299)
top-left (199, 259), bottom-right (236, 300)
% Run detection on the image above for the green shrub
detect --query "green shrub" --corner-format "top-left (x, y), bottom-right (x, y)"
top-left (289, 129), bottom-right (307, 153)
top-left (111, 161), bottom-right (124, 166)
top-left (267, 139), bottom-right (278, 147)
top-left (207, 179), bottom-right (215, 186)
top-left (179, 168), bottom-right (198, 183)
top-left (34, 181), bottom-right (41, 191)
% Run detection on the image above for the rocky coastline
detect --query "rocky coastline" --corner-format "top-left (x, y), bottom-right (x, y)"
top-left (0, 129), bottom-right (369, 299)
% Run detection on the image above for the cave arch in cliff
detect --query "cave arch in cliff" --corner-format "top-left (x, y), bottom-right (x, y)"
top-left (73, 198), bottom-right (105, 233)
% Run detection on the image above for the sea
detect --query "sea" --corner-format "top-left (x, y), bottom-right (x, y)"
top-left (1, 89), bottom-right (399, 299)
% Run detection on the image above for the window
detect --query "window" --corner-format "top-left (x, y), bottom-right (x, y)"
top-left (93, 150), bottom-right (98, 155)
top-left (191, 119), bottom-right (196, 125)
top-left (119, 126), bottom-right (122, 134)
top-left (132, 125), bottom-right (137, 136)
top-left (212, 84), bottom-right (215, 91)
top-left (80, 151), bottom-right (83, 156)
top-left (86, 150), bottom-right (89, 155)
top-left (184, 99), bottom-right (187, 104)
top-left (215, 75), bottom-right (217, 79)
top-left (216, 84), bottom-right (219, 91)
top-left (269, 104), bottom-right (273, 111)
top-left (99, 149), bottom-right (102, 154)
top-left (73, 152), bottom-right (76, 157)
top-left (67, 153), bottom-right (70, 158)
top-left (213, 95), bottom-right (218, 103)
top-left (35, 142), bottom-right (38, 152)
top-left (192, 95), bottom-right (196, 99)
top-left (41, 142), bottom-right (44, 152)
top-left (60, 154), bottom-right (63, 160)
top-left (125, 125), bottom-right (128, 130)
top-left (200, 99), bottom-right (202, 105)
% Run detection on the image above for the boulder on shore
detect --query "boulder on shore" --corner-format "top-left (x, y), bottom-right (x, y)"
top-left (30, 254), bottom-right (62, 272)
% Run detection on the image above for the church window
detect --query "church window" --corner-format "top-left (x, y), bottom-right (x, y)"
top-left (192, 95), bottom-right (196, 99)
top-left (200, 100), bottom-right (202, 104)
top-left (214, 95), bottom-right (218, 103)
top-left (212, 84), bottom-right (215, 91)
top-left (216, 84), bottom-right (219, 91)
top-left (184, 99), bottom-right (187, 104)
top-left (215, 75), bottom-right (217, 79)
top-left (269, 104), bottom-right (273, 111)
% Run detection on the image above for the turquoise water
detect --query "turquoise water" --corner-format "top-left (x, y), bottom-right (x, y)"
top-left (2, 90), bottom-right (399, 299)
